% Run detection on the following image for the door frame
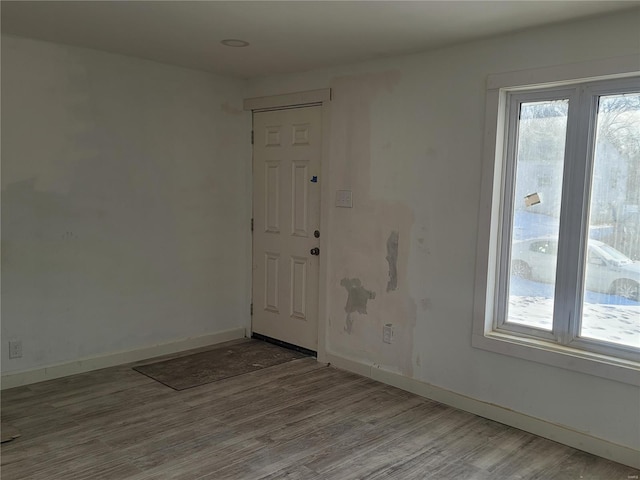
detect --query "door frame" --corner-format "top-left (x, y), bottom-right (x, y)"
top-left (244, 89), bottom-right (331, 363)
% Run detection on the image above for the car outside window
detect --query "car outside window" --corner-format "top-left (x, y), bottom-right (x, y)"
top-left (529, 241), bottom-right (556, 255)
top-left (494, 77), bottom-right (640, 362)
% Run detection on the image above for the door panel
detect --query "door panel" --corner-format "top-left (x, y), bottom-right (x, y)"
top-left (252, 106), bottom-right (321, 351)
top-left (265, 162), bottom-right (280, 233)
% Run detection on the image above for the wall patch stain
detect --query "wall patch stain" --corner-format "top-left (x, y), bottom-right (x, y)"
top-left (386, 231), bottom-right (399, 292)
top-left (328, 69), bottom-right (415, 375)
top-left (340, 278), bottom-right (376, 333)
top-left (420, 298), bottom-right (432, 311)
top-left (220, 102), bottom-right (243, 115)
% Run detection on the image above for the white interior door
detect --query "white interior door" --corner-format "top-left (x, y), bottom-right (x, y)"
top-left (252, 106), bottom-right (322, 351)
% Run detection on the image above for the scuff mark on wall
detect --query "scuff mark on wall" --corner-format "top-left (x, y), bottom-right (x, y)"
top-left (420, 298), bottom-right (433, 311)
top-left (220, 102), bottom-right (243, 115)
top-left (416, 235), bottom-right (430, 255)
top-left (386, 231), bottom-right (399, 292)
top-left (340, 278), bottom-right (376, 333)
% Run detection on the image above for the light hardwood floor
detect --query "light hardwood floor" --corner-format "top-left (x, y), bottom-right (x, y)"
top-left (1, 340), bottom-right (638, 479)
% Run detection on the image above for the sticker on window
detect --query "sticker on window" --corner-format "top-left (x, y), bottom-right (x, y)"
top-left (524, 192), bottom-right (541, 207)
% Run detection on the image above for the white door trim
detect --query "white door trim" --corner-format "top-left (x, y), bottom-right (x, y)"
top-left (243, 89), bottom-right (331, 111)
top-left (245, 89), bottom-right (331, 363)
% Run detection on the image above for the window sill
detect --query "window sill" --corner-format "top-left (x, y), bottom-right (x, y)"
top-left (472, 330), bottom-right (640, 386)
top-left (473, 56), bottom-right (640, 389)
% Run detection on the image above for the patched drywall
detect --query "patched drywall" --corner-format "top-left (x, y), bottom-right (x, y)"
top-left (340, 278), bottom-right (376, 333)
top-left (326, 70), bottom-right (417, 376)
top-left (246, 9), bottom-right (640, 450)
top-left (386, 231), bottom-right (399, 292)
top-left (1, 35), bottom-right (251, 373)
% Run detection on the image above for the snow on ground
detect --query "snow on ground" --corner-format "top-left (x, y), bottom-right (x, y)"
top-left (508, 296), bottom-right (640, 348)
top-left (508, 276), bottom-right (639, 347)
top-left (507, 212), bottom-right (639, 347)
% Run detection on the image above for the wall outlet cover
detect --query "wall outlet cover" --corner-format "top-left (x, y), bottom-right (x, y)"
top-left (9, 340), bottom-right (22, 359)
top-left (383, 324), bottom-right (393, 344)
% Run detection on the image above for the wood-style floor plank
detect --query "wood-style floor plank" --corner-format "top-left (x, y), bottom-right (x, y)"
top-left (2, 339), bottom-right (637, 479)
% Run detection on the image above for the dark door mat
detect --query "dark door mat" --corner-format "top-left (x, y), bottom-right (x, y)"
top-left (133, 340), bottom-right (307, 390)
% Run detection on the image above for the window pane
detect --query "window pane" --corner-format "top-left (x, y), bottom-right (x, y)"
top-left (581, 93), bottom-right (640, 349)
top-left (507, 100), bottom-right (569, 330)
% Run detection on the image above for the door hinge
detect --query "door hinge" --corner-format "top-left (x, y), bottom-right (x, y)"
top-left (251, 218), bottom-right (254, 232)
top-left (250, 303), bottom-right (253, 316)
top-left (251, 130), bottom-right (254, 144)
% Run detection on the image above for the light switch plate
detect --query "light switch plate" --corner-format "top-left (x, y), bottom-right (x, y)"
top-left (335, 190), bottom-right (353, 208)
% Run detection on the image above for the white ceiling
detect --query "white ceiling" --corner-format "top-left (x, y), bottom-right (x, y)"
top-left (2, 1), bottom-right (638, 79)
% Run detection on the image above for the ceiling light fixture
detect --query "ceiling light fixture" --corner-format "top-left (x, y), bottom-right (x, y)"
top-left (221, 39), bottom-right (250, 47)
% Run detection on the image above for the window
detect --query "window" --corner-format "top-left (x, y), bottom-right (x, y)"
top-left (474, 60), bottom-right (640, 385)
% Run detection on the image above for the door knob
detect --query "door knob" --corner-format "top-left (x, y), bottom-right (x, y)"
top-left (314, 230), bottom-right (320, 238)
top-left (310, 247), bottom-right (320, 256)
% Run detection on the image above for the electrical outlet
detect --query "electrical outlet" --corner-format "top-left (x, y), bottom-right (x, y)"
top-left (9, 340), bottom-right (22, 359)
top-left (383, 324), bottom-right (393, 344)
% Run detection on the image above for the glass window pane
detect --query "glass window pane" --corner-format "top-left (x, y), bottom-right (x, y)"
top-left (581, 93), bottom-right (640, 349)
top-left (507, 99), bottom-right (569, 330)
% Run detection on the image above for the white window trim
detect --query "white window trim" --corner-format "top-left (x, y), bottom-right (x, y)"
top-left (473, 55), bottom-right (640, 386)
top-left (496, 87), bottom-right (575, 344)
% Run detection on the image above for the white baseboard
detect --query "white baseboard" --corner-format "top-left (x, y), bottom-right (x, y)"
top-left (326, 352), bottom-right (639, 470)
top-left (1, 327), bottom-right (246, 390)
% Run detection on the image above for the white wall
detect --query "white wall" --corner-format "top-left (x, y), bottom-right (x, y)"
top-left (246, 10), bottom-right (640, 450)
top-left (2, 7), bottom-right (638, 454)
top-left (1, 35), bottom-right (251, 374)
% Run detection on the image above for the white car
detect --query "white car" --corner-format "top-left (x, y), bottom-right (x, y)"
top-left (511, 238), bottom-right (640, 301)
